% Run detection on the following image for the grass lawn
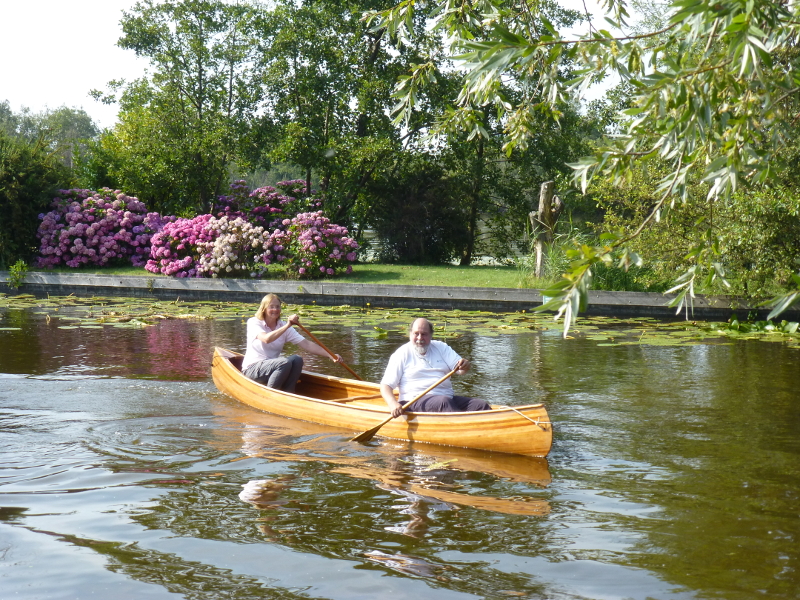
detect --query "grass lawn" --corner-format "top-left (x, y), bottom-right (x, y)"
top-left (27, 263), bottom-right (537, 289)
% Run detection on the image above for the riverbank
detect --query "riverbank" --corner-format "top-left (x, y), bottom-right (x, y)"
top-left (3, 270), bottom-right (794, 320)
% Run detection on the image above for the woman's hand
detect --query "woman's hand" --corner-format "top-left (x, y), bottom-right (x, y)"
top-left (286, 314), bottom-right (300, 326)
top-left (330, 353), bottom-right (342, 363)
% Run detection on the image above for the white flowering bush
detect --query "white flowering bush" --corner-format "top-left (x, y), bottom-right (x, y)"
top-left (197, 216), bottom-right (270, 278)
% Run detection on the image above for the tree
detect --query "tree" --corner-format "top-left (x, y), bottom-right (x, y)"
top-left (366, 151), bottom-right (470, 264)
top-left (0, 130), bottom-right (72, 267)
top-left (0, 101), bottom-right (99, 169)
top-left (257, 0), bottom-right (423, 220)
top-left (369, 0), bottom-right (800, 330)
top-left (92, 0), bottom-right (264, 215)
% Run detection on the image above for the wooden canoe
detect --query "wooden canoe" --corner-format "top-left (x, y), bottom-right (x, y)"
top-left (211, 347), bottom-right (553, 457)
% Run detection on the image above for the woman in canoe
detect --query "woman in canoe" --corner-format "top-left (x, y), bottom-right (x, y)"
top-left (241, 293), bottom-right (341, 392)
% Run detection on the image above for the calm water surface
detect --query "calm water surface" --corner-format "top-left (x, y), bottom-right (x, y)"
top-left (1, 305), bottom-right (798, 599)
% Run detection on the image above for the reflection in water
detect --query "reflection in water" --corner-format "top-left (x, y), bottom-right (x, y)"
top-left (226, 405), bottom-right (551, 521)
top-left (238, 476), bottom-right (296, 509)
top-left (364, 550), bottom-right (446, 578)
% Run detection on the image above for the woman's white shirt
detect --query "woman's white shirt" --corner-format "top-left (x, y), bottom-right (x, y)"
top-left (241, 318), bottom-right (305, 370)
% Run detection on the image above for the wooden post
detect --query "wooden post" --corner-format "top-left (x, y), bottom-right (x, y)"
top-left (529, 181), bottom-right (563, 279)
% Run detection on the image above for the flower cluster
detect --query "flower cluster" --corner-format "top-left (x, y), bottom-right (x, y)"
top-left (213, 179), bottom-right (323, 229)
top-left (146, 215), bottom-right (274, 278)
top-left (37, 189), bottom-right (168, 268)
top-left (145, 214), bottom-right (218, 277)
top-left (268, 211), bottom-right (359, 278)
top-left (197, 216), bottom-right (271, 278)
top-left (38, 181), bottom-right (358, 280)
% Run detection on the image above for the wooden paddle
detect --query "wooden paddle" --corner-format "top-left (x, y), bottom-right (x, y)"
top-left (350, 368), bottom-right (457, 443)
top-left (296, 322), bottom-right (363, 380)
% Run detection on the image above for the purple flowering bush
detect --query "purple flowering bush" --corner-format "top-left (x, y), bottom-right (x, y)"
top-left (268, 211), bottom-right (358, 278)
top-left (213, 179), bottom-right (323, 229)
top-left (37, 189), bottom-right (168, 268)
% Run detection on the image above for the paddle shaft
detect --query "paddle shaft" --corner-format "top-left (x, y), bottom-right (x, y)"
top-left (351, 369), bottom-right (457, 443)
top-left (296, 322), bottom-right (363, 380)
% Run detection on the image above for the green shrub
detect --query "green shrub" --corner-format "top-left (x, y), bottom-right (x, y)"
top-left (0, 131), bottom-right (71, 267)
top-left (6, 259), bottom-right (28, 289)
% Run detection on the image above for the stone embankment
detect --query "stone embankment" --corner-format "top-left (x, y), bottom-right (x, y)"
top-left (3, 271), bottom-right (795, 321)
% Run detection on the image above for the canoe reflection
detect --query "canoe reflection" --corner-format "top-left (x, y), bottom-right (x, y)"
top-left (213, 402), bottom-right (551, 518)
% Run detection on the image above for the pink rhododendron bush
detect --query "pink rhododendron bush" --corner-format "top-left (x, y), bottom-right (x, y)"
top-left (37, 181), bottom-right (359, 280)
top-left (212, 179), bottom-right (322, 229)
top-left (146, 214), bottom-right (272, 278)
top-left (267, 211), bottom-right (358, 277)
top-left (37, 189), bottom-right (169, 268)
top-left (146, 181), bottom-right (358, 279)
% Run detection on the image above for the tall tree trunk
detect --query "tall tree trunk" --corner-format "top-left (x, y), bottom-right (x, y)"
top-left (460, 137), bottom-right (484, 265)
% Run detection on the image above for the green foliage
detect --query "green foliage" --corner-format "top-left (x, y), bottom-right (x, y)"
top-left (1, 101), bottom-right (99, 169)
top-left (258, 0), bottom-right (427, 220)
top-left (6, 259), bottom-right (28, 289)
top-left (370, 0), bottom-right (800, 330)
top-left (366, 153), bottom-right (469, 264)
top-left (589, 167), bottom-right (800, 299)
top-left (90, 0), bottom-right (264, 215)
top-left (722, 317), bottom-right (799, 336)
top-left (718, 188), bottom-right (800, 297)
top-left (0, 130), bottom-right (72, 267)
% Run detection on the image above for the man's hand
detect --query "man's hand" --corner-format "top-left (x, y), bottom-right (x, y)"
top-left (381, 383), bottom-right (404, 418)
top-left (455, 358), bottom-right (471, 375)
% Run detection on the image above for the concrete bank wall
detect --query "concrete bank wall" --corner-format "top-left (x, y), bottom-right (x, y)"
top-left (1, 271), bottom-right (795, 320)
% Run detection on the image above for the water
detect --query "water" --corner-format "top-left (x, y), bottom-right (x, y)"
top-left (1, 305), bottom-right (799, 599)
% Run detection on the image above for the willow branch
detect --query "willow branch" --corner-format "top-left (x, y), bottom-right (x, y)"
top-left (617, 156), bottom-right (684, 246)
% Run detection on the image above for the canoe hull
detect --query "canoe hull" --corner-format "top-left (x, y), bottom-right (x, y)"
top-left (211, 347), bottom-right (552, 457)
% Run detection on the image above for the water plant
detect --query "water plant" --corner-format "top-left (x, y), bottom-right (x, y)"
top-left (6, 259), bottom-right (28, 290)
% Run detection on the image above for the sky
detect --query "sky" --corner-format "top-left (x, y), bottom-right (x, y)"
top-left (0, 0), bottom-right (147, 129)
top-left (0, 0), bottom-right (610, 131)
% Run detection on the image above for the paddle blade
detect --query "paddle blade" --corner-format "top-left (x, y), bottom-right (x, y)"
top-left (350, 428), bottom-right (377, 443)
top-left (350, 419), bottom-right (390, 443)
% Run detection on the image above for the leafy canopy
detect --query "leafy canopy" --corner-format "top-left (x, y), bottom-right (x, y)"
top-left (367, 0), bottom-right (800, 332)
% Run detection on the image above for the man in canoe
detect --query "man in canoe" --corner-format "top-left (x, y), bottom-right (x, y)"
top-left (241, 293), bottom-right (341, 392)
top-left (380, 318), bottom-right (491, 417)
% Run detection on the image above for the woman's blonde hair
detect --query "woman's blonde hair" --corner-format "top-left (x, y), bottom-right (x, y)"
top-left (255, 293), bottom-right (281, 321)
